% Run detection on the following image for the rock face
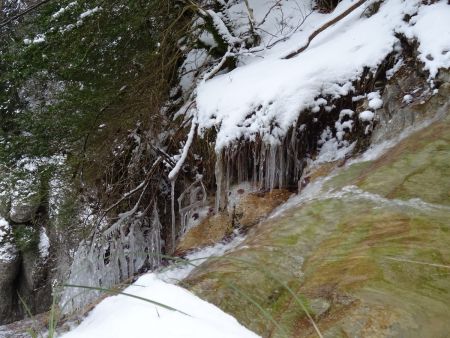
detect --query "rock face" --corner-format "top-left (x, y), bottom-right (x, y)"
top-left (233, 190), bottom-right (292, 230)
top-left (183, 91), bottom-right (450, 337)
top-left (0, 176), bottom-right (53, 325)
top-left (0, 245), bottom-right (21, 324)
top-left (9, 204), bottom-right (38, 224)
top-left (0, 227), bottom-right (52, 325)
top-left (176, 189), bottom-right (291, 255)
top-left (176, 213), bottom-right (232, 255)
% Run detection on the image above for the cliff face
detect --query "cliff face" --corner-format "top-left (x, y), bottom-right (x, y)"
top-left (0, 0), bottom-right (449, 335)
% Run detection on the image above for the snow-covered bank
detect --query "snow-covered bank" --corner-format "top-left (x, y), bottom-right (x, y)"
top-left (195, 0), bottom-right (450, 150)
top-left (60, 275), bottom-right (259, 338)
top-left (59, 236), bottom-right (258, 338)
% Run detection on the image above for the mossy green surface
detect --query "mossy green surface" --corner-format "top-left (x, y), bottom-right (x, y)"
top-left (184, 113), bottom-right (450, 337)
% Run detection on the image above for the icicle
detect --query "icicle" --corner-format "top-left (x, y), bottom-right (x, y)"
top-left (278, 145), bottom-right (285, 188)
top-left (252, 146), bottom-right (257, 187)
top-left (61, 207), bottom-right (165, 315)
top-left (150, 204), bottom-right (162, 267)
top-left (226, 149), bottom-right (231, 194)
top-left (171, 180), bottom-right (176, 251)
top-left (177, 179), bottom-right (207, 236)
top-left (215, 151), bottom-right (226, 212)
top-left (258, 143), bottom-right (266, 190)
top-left (264, 145), bottom-right (277, 190)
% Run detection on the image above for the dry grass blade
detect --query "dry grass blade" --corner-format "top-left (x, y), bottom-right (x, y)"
top-left (384, 256), bottom-right (450, 270)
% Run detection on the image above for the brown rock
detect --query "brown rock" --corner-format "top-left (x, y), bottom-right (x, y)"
top-left (175, 212), bottom-right (232, 256)
top-left (176, 189), bottom-right (292, 255)
top-left (234, 189), bottom-right (291, 229)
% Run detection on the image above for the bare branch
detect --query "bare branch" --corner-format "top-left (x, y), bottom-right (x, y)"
top-left (257, 0), bottom-right (283, 28)
top-left (0, 0), bottom-right (52, 29)
top-left (283, 0), bottom-right (368, 59)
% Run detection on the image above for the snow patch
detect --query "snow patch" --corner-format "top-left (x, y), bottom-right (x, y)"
top-left (38, 228), bottom-right (50, 259)
top-left (0, 217), bottom-right (9, 239)
top-left (367, 91), bottom-right (383, 110)
top-left (59, 235), bottom-right (254, 338)
top-left (158, 234), bottom-right (245, 283)
top-left (403, 94), bottom-right (413, 104)
top-left (195, 0), bottom-right (448, 151)
top-left (24, 34), bottom-right (46, 45)
top-left (359, 110), bottom-right (374, 122)
top-left (52, 2), bottom-right (77, 19)
top-left (79, 7), bottom-right (101, 19)
top-left (60, 273), bottom-right (259, 338)
top-left (399, 1), bottom-right (450, 79)
top-left (0, 218), bottom-right (16, 262)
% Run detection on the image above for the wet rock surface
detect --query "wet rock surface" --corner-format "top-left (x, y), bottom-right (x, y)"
top-left (176, 212), bottom-right (232, 255)
top-left (184, 106), bottom-right (450, 337)
top-left (176, 189), bottom-right (291, 255)
top-left (233, 189), bottom-right (292, 230)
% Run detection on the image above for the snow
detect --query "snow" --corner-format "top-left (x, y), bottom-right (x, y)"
top-left (403, 94), bottom-right (413, 104)
top-left (38, 228), bottom-right (50, 259)
top-left (0, 217), bottom-right (16, 262)
top-left (59, 236), bottom-right (255, 338)
top-left (79, 7), bottom-right (101, 20)
top-left (158, 234), bottom-right (245, 283)
top-left (359, 110), bottom-right (374, 122)
top-left (0, 217), bottom-right (9, 239)
top-left (367, 91), bottom-right (383, 110)
top-left (386, 59), bottom-right (404, 79)
top-left (0, 243), bottom-right (16, 262)
top-left (316, 137), bottom-right (355, 164)
top-left (59, 275), bottom-right (259, 338)
top-left (24, 34), bottom-right (46, 45)
top-left (400, 1), bottom-right (450, 79)
top-left (206, 9), bottom-right (241, 45)
top-left (195, 0), bottom-right (449, 151)
top-left (52, 2), bottom-right (77, 19)
top-left (168, 119), bottom-right (197, 181)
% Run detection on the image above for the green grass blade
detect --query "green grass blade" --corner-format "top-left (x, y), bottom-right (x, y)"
top-left (63, 284), bottom-right (190, 316)
top-left (226, 282), bottom-right (289, 338)
top-left (215, 256), bottom-right (323, 338)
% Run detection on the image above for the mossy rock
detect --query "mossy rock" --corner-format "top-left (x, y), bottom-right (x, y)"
top-left (176, 212), bottom-right (232, 256)
top-left (326, 112), bottom-right (450, 206)
top-left (183, 112), bottom-right (450, 337)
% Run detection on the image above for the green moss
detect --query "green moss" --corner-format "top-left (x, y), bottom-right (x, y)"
top-left (12, 225), bottom-right (39, 253)
top-left (185, 117), bottom-right (450, 337)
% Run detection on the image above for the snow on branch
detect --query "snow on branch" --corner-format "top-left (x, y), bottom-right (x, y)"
top-left (0, 0), bottom-right (51, 29)
top-left (168, 118), bottom-right (198, 181)
top-left (201, 46), bottom-right (233, 84)
top-left (206, 9), bottom-right (241, 46)
top-left (102, 181), bottom-right (150, 237)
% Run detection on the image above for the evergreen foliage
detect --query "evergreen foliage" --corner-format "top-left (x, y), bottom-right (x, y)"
top-left (0, 0), bottom-right (184, 169)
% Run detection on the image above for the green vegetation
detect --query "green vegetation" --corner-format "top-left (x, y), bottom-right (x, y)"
top-left (12, 224), bottom-right (39, 252)
top-left (0, 0), bottom-right (187, 176)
